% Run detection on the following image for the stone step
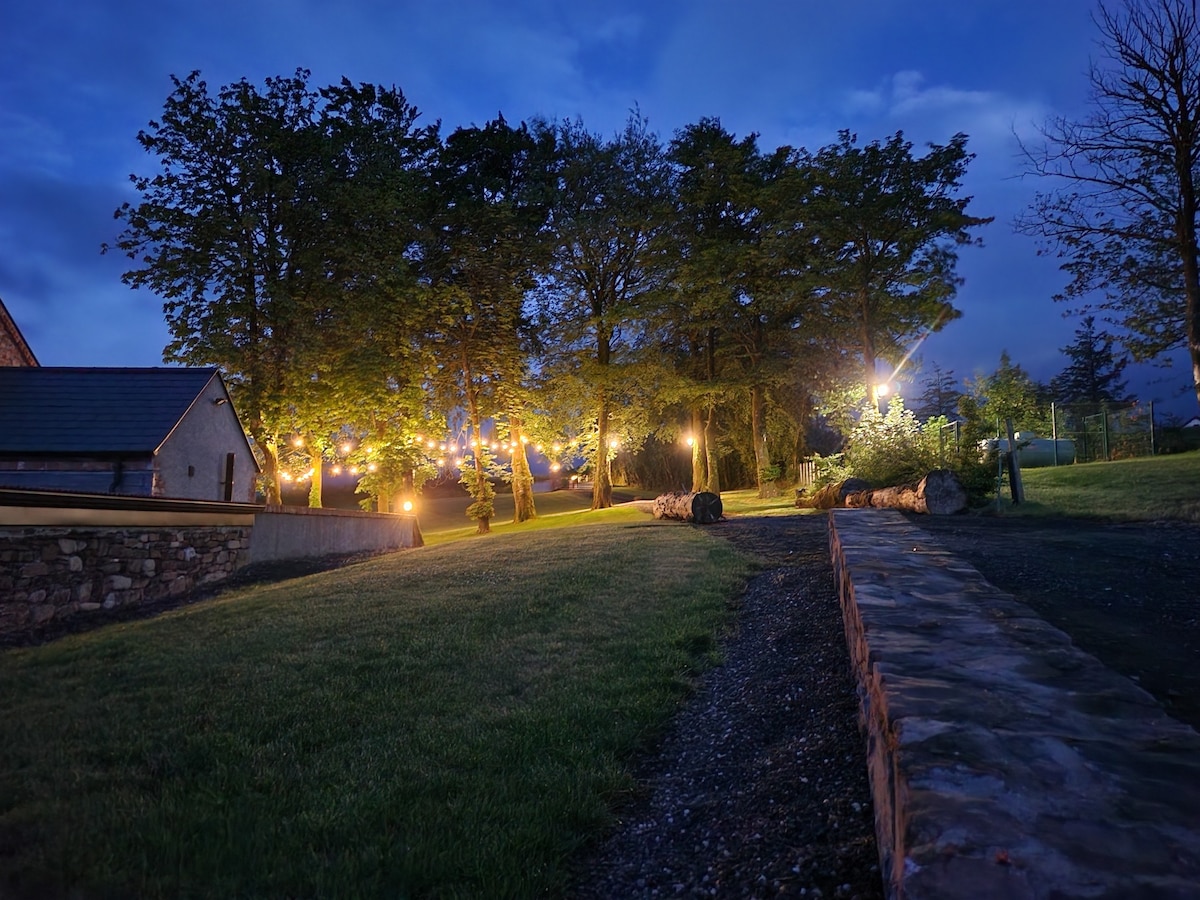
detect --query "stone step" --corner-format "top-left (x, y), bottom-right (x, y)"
top-left (829, 509), bottom-right (1200, 899)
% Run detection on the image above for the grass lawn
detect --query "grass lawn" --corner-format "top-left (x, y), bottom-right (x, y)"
top-left (1001, 451), bottom-right (1200, 521)
top-left (0, 519), bottom-right (753, 898)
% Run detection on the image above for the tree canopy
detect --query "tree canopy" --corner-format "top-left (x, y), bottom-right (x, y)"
top-left (110, 71), bottom-right (991, 513)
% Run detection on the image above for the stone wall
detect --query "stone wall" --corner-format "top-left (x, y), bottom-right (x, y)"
top-left (0, 525), bottom-right (250, 633)
top-left (828, 509), bottom-right (1200, 897)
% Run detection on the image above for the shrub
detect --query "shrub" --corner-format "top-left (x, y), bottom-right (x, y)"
top-left (842, 398), bottom-right (944, 487)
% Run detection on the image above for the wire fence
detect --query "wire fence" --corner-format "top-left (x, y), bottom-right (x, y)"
top-left (1050, 400), bottom-right (1156, 463)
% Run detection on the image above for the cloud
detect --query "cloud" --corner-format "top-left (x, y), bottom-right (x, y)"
top-left (837, 70), bottom-right (1048, 156)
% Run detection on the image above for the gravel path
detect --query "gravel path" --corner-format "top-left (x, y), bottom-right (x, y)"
top-left (571, 513), bottom-right (883, 899)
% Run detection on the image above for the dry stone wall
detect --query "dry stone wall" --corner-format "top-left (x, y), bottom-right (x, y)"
top-left (0, 525), bottom-right (251, 633)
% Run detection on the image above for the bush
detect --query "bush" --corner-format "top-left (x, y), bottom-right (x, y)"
top-left (815, 398), bottom-right (998, 508)
top-left (843, 399), bottom-right (944, 487)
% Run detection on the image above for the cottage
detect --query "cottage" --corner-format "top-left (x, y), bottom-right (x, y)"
top-left (0, 367), bottom-right (259, 501)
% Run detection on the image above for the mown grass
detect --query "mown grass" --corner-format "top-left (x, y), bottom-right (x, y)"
top-left (0, 521), bottom-right (751, 898)
top-left (999, 451), bottom-right (1200, 521)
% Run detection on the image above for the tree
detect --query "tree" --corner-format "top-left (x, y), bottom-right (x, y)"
top-left (664, 120), bottom-right (819, 498)
top-left (422, 117), bottom-right (554, 532)
top-left (1051, 314), bottom-right (1130, 402)
top-left (1018, 0), bottom-right (1200, 410)
top-left (913, 362), bottom-right (963, 420)
top-left (806, 130), bottom-right (991, 400)
top-left (959, 351), bottom-right (1052, 439)
top-left (107, 71), bottom-right (437, 504)
top-left (538, 113), bottom-right (675, 509)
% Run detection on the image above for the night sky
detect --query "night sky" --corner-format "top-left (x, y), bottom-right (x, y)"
top-left (2, 0), bottom-right (1193, 414)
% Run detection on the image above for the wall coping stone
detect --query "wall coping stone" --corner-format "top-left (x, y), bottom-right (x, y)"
top-left (829, 508), bottom-right (1200, 898)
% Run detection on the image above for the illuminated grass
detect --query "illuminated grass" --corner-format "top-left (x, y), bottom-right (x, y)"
top-left (0, 522), bottom-right (751, 898)
top-left (998, 451), bottom-right (1200, 521)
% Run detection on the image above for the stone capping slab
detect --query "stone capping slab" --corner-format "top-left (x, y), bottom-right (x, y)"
top-left (828, 509), bottom-right (1200, 899)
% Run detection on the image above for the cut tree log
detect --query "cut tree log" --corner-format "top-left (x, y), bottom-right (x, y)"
top-left (843, 469), bottom-right (967, 515)
top-left (795, 478), bottom-right (871, 510)
top-left (652, 491), bottom-right (724, 524)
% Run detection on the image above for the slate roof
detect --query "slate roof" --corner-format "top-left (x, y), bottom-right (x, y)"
top-left (0, 367), bottom-right (221, 454)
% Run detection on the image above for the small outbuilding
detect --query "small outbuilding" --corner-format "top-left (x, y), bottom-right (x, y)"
top-left (0, 367), bottom-right (259, 501)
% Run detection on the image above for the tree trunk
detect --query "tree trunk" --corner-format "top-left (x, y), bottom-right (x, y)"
top-left (510, 415), bottom-right (537, 523)
top-left (1180, 184), bottom-right (1200, 413)
top-left (690, 406), bottom-right (706, 492)
top-left (796, 477), bottom-right (871, 510)
top-left (593, 393), bottom-right (614, 510)
top-left (307, 441), bottom-right (323, 508)
top-left (703, 405), bottom-right (720, 495)
top-left (592, 321), bottom-right (614, 510)
top-left (843, 470), bottom-right (967, 515)
top-left (861, 289), bottom-right (878, 402)
top-left (750, 383), bottom-right (778, 498)
top-left (652, 491), bottom-right (723, 524)
top-left (260, 435), bottom-right (282, 505)
top-left (462, 350), bottom-right (491, 534)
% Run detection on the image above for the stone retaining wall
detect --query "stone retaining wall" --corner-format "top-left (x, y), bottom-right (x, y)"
top-left (0, 525), bottom-right (250, 632)
top-left (0, 490), bottom-right (423, 638)
top-left (829, 509), bottom-right (1200, 898)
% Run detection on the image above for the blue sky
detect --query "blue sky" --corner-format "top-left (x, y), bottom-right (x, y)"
top-left (2, 0), bottom-right (1194, 414)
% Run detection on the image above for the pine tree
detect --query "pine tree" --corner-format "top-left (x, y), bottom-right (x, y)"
top-left (913, 363), bottom-right (962, 420)
top-left (1050, 315), bottom-right (1130, 403)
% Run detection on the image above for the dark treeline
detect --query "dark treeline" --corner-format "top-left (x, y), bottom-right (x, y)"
top-left (106, 69), bottom-right (990, 527)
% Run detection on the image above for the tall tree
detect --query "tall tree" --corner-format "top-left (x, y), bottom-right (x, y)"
top-left (913, 362), bottom-right (963, 420)
top-left (1050, 314), bottom-right (1131, 402)
top-left (806, 130), bottom-right (991, 400)
top-left (422, 117), bottom-right (554, 532)
top-left (107, 71), bottom-right (437, 503)
top-left (1018, 0), bottom-right (1200, 410)
top-left (538, 113), bottom-right (674, 509)
top-left (665, 120), bottom-right (814, 497)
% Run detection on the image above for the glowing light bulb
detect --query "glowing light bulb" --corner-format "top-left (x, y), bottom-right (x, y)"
top-left (402, 500), bottom-right (413, 512)
top-left (367, 463), bottom-right (378, 472)
top-left (341, 443), bottom-right (352, 455)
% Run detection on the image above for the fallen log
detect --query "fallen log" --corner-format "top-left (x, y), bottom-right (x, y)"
top-left (796, 478), bottom-right (871, 510)
top-left (652, 491), bottom-right (724, 524)
top-left (843, 469), bottom-right (967, 515)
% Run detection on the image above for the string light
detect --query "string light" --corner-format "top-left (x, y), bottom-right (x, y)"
top-left (292, 437), bottom-right (304, 448)
top-left (332, 465), bottom-right (342, 475)
top-left (367, 463), bottom-right (378, 472)
top-left (341, 443), bottom-right (352, 455)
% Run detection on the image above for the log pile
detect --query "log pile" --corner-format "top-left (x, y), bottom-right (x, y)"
top-left (798, 470), bottom-right (967, 516)
top-left (652, 491), bottom-right (724, 524)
